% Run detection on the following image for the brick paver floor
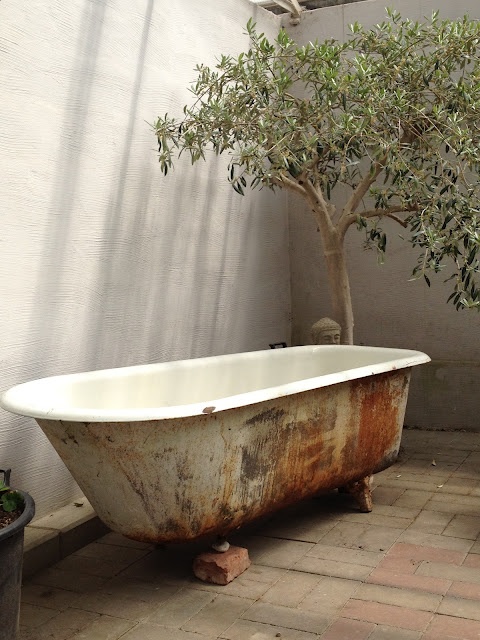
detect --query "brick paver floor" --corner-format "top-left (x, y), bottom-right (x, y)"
top-left (20, 429), bottom-right (480, 639)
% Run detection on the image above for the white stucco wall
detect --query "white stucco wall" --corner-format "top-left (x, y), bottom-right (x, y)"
top-left (287, 0), bottom-right (480, 429)
top-left (0, 0), bottom-right (289, 517)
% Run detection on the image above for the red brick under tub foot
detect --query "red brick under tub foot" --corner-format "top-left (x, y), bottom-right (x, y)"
top-left (193, 546), bottom-right (251, 585)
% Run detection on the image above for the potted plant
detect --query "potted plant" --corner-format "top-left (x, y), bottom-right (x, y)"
top-left (0, 469), bottom-right (35, 640)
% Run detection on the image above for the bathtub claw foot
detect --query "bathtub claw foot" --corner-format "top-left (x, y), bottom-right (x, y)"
top-left (211, 536), bottom-right (230, 553)
top-left (343, 476), bottom-right (373, 513)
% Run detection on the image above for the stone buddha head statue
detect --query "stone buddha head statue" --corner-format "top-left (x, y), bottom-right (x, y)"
top-left (310, 317), bottom-right (341, 345)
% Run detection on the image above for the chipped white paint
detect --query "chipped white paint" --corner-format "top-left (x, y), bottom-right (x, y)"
top-left (0, 0), bottom-right (288, 518)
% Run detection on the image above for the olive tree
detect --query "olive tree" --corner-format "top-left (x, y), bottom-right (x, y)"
top-left (154, 10), bottom-right (480, 344)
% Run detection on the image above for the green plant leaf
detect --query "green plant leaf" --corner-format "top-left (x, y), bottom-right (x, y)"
top-left (152, 10), bottom-right (480, 314)
top-left (1, 490), bottom-right (24, 513)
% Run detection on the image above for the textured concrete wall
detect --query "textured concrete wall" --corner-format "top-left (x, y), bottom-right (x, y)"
top-left (0, 0), bottom-right (289, 517)
top-left (286, 0), bottom-right (480, 430)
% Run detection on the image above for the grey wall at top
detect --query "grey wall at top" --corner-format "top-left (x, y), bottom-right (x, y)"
top-left (0, 0), bottom-right (289, 518)
top-left (285, 0), bottom-right (480, 430)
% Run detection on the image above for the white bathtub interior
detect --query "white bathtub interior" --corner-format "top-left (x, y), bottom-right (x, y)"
top-left (0, 346), bottom-right (430, 422)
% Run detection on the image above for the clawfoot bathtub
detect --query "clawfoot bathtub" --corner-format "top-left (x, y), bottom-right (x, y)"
top-left (1, 345), bottom-right (429, 544)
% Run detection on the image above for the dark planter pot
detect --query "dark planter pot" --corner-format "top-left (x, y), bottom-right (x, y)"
top-left (0, 489), bottom-right (35, 640)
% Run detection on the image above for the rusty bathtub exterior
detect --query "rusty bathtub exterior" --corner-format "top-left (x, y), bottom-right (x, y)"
top-left (1, 346), bottom-right (430, 544)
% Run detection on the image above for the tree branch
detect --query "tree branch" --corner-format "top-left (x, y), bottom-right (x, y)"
top-left (361, 204), bottom-right (418, 222)
top-left (302, 178), bottom-right (337, 234)
top-left (302, 178), bottom-right (330, 215)
top-left (270, 174), bottom-right (307, 197)
top-left (339, 205), bottom-right (419, 237)
top-left (271, 173), bottom-right (335, 235)
top-left (341, 155), bottom-right (387, 221)
top-left (362, 209), bottom-right (408, 227)
top-left (341, 131), bottom-right (416, 221)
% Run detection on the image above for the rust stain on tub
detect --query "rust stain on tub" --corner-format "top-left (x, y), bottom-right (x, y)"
top-left (230, 392), bottom-right (342, 523)
top-left (245, 407), bottom-right (286, 426)
top-left (346, 370), bottom-right (410, 475)
top-left (227, 371), bottom-right (411, 530)
top-left (36, 369), bottom-right (413, 545)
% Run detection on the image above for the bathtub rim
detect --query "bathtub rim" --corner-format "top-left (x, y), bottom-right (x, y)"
top-left (0, 345), bottom-right (430, 423)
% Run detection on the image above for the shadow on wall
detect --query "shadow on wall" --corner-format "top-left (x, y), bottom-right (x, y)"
top-left (90, 156), bottom-right (246, 368)
top-left (23, 0), bottom-right (110, 381)
top-left (21, 0), bottom-right (271, 382)
top-left (4, 0), bottom-right (114, 497)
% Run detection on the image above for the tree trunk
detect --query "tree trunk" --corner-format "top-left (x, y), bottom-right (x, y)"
top-left (318, 223), bottom-right (354, 345)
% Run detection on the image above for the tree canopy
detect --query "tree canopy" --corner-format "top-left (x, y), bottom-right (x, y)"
top-left (154, 10), bottom-right (480, 341)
